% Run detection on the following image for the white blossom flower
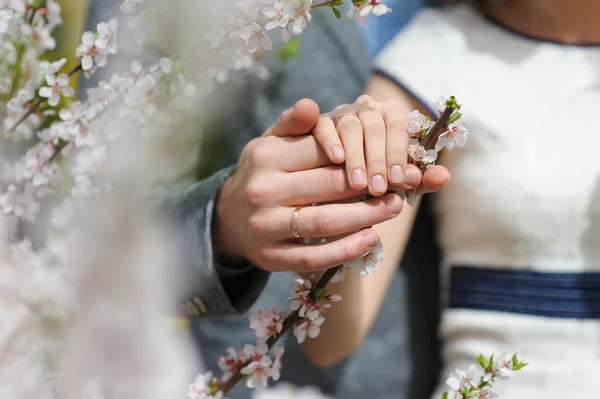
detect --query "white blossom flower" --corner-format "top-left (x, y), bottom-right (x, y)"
top-left (95, 17), bottom-right (119, 55)
top-left (344, 240), bottom-right (383, 278)
top-left (219, 347), bottom-right (249, 382)
top-left (0, 8), bottom-right (14, 33)
top-left (239, 22), bottom-right (273, 53)
top-left (187, 371), bottom-right (224, 399)
top-left (474, 388), bottom-right (499, 399)
top-left (249, 306), bottom-right (285, 341)
top-left (120, 0), bottom-right (143, 13)
top-left (76, 31), bottom-right (109, 71)
top-left (398, 189), bottom-right (418, 207)
top-left (252, 383), bottom-right (331, 399)
top-left (434, 121), bottom-right (468, 152)
top-left (411, 145), bottom-right (437, 166)
top-left (293, 316), bottom-right (324, 344)
top-left (288, 0), bottom-right (312, 36)
top-left (406, 110), bottom-right (434, 137)
top-left (39, 73), bottom-right (75, 106)
top-left (436, 96), bottom-right (448, 115)
top-left (240, 343), bottom-right (283, 389)
top-left (346, 1), bottom-right (392, 26)
top-left (0, 184), bottom-right (40, 221)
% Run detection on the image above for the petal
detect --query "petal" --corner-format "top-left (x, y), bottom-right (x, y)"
top-left (56, 74), bottom-right (69, 86)
top-left (260, 34), bottom-right (273, 51)
top-left (45, 74), bottom-right (56, 86)
top-left (61, 87), bottom-right (75, 97)
top-left (81, 31), bottom-right (95, 47)
top-left (446, 377), bottom-right (461, 391)
top-left (82, 56), bottom-right (94, 71)
top-left (38, 87), bottom-right (53, 98)
top-left (95, 54), bottom-right (108, 67)
top-left (48, 94), bottom-right (60, 107)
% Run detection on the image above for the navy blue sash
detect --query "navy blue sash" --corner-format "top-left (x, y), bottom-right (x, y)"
top-left (449, 266), bottom-right (600, 319)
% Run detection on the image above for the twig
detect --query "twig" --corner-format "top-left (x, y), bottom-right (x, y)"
top-left (311, 0), bottom-right (340, 9)
top-left (7, 63), bottom-right (82, 134)
top-left (219, 266), bottom-right (341, 394)
top-left (422, 107), bottom-right (454, 151)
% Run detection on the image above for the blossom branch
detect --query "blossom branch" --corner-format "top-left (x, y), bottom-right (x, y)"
top-left (6, 62), bottom-right (83, 134)
top-left (218, 266), bottom-right (341, 394)
top-left (311, 0), bottom-right (341, 8)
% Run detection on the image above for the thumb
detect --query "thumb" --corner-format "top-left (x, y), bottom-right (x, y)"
top-left (263, 98), bottom-right (320, 137)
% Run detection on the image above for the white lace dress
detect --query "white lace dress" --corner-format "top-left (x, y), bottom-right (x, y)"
top-left (374, 5), bottom-right (600, 398)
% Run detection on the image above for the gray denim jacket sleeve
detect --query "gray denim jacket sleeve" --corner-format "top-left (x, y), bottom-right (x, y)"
top-left (162, 165), bottom-right (269, 317)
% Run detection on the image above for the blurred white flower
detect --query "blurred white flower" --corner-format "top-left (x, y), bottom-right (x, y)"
top-left (76, 31), bottom-right (108, 71)
top-left (39, 73), bottom-right (75, 106)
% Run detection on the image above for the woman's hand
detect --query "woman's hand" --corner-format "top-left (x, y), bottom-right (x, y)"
top-left (316, 95), bottom-right (451, 196)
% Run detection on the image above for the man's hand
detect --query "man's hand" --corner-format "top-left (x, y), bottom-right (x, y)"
top-left (214, 99), bottom-right (408, 272)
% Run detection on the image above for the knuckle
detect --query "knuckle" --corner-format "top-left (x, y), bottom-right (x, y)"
top-left (337, 116), bottom-right (361, 132)
top-left (299, 253), bottom-right (319, 271)
top-left (312, 213), bottom-right (335, 236)
top-left (387, 117), bottom-right (408, 133)
top-left (356, 94), bottom-right (374, 104)
top-left (327, 168), bottom-right (346, 194)
top-left (367, 156), bottom-right (387, 170)
top-left (244, 180), bottom-right (267, 205)
top-left (247, 214), bottom-right (265, 234)
top-left (249, 143), bottom-right (272, 167)
top-left (387, 149), bottom-right (408, 163)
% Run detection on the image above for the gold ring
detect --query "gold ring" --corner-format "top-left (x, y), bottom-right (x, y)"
top-left (333, 111), bottom-right (357, 126)
top-left (291, 206), bottom-right (303, 239)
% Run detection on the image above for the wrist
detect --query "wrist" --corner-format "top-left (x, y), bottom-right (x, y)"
top-left (213, 175), bottom-right (247, 266)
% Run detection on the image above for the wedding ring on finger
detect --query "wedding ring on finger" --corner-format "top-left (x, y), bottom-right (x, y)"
top-left (290, 206), bottom-right (303, 239)
top-left (333, 111), bottom-right (357, 127)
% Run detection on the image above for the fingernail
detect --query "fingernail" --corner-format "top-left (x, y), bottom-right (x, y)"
top-left (389, 165), bottom-right (404, 184)
top-left (362, 231), bottom-right (378, 247)
top-left (371, 174), bottom-right (386, 193)
top-left (404, 168), bottom-right (420, 188)
top-left (351, 168), bottom-right (366, 186)
top-left (331, 145), bottom-right (344, 161)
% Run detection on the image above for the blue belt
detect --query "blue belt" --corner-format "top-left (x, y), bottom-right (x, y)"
top-left (449, 266), bottom-right (600, 319)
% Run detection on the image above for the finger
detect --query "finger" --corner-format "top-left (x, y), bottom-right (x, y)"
top-left (275, 166), bottom-right (366, 205)
top-left (259, 193), bottom-right (403, 239)
top-left (358, 108), bottom-right (387, 196)
top-left (383, 107), bottom-right (409, 185)
top-left (263, 98), bottom-right (320, 137)
top-left (401, 164), bottom-right (422, 190)
top-left (265, 228), bottom-right (381, 272)
top-left (313, 116), bottom-right (345, 164)
top-left (416, 165), bottom-right (451, 194)
top-left (337, 113), bottom-right (367, 190)
top-left (268, 135), bottom-right (332, 172)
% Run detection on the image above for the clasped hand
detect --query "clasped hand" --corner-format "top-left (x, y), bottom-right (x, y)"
top-left (215, 96), bottom-right (450, 272)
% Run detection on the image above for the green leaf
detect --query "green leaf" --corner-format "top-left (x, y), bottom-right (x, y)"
top-left (331, 6), bottom-right (341, 19)
top-left (278, 38), bottom-right (301, 61)
top-left (513, 361), bottom-right (529, 371)
top-left (476, 354), bottom-right (490, 370)
top-left (441, 393), bottom-right (448, 399)
top-left (447, 112), bottom-right (462, 124)
top-left (314, 288), bottom-right (327, 299)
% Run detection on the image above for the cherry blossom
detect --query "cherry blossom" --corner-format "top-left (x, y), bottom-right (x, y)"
top-left (252, 383), bottom-right (331, 399)
top-left (293, 315), bottom-right (324, 344)
top-left (406, 109), bottom-right (434, 137)
top-left (239, 22), bottom-right (273, 53)
top-left (249, 306), bottom-right (286, 341)
top-left (76, 31), bottom-right (109, 71)
top-left (187, 372), bottom-right (225, 399)
top-left (96, 17), bottom-right (119, 55)
top-left (344, 240), bottom-right (383, 277)
top-left (435, 121), bottom-right (468, 152)
top-left (346, 1), bottom-right (392, 26)
top-left (219, 347), bottom-right (250, 381)
top-left (288, 0), bottom-right (312, 36)
top-left (39, 73), bottom-right (75, 106)
top-left (240, 343), bottom-right (284, 389)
